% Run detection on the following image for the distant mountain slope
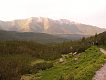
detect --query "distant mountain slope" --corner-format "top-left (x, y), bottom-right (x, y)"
top-left (54, 34), bottom-right (90, 40)
top-left (0, 30), bottom-right (68, 43)
top-left (0, 17), bottom-right (105, 35)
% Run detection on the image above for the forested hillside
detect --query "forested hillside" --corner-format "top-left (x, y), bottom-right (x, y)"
top-left (0, 30), bottom-right (68, 43)
top-left (0, 31), bottom-right (106, 80)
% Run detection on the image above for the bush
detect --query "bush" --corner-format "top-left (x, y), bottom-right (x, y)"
top-left (66, 73), bottom-right (74, 80)
top-left (0, 54), bottom-right (32, 80)
top-left (31, 62), bottom-right (53, 73)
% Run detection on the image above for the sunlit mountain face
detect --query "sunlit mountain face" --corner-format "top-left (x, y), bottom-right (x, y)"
top-left (0, 17), bottom-right (105, 35)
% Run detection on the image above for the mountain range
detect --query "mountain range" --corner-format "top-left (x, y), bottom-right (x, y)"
top-left (0, 17), bottom-right (105, 35)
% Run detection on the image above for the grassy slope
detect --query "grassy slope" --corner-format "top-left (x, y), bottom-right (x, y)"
top-left (34, 46), bottom-right (106, 80)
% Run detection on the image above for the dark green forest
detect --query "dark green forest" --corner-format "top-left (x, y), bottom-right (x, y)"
top-left (0, 31), bottom-right (106, 80)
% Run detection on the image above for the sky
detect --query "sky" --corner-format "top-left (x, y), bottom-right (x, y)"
top-left (0, 0), bottom-right (106, 28)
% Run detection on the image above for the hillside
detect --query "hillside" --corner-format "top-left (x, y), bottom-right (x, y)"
top-left (0, 30), bottom-right (68, 43)
top-left (21, 46), bottom-right (106, 80)
top-left (83, 31), bottom-right (106, 46)
top-left (0, 30), bottom-right (91, 43)
top-left (0, 31), bottom-right (106, 80)
top-left (0, 17), bottom-right (105, 35)
top-left (54, 34), bottom-right (90, 40)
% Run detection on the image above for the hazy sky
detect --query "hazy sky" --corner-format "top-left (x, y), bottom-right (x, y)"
top-left (0, 0), bottom-right (106, 28)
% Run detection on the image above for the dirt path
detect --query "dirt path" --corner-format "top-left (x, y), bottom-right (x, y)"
top-left (93, 48), bottom-right (106, 80)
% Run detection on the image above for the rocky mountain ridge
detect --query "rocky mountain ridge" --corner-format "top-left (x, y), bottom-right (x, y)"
top-left (0, 17), bottom-right (105, 35)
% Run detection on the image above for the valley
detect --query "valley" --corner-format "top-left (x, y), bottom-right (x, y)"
top-left (0, 31), bottom-right (106, 80)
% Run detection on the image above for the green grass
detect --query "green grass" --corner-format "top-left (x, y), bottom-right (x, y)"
top-left (31, 59), bottom-right (45, 66)
top-left (99, 45), bottom-right (106, 49)
top-left (34, 46), bottom-right (106, 80)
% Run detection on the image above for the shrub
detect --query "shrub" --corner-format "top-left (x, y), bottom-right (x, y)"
top-left (31, 62), bottom-right (53, 73)
top-left (0, 54), bottom-right (32, 80)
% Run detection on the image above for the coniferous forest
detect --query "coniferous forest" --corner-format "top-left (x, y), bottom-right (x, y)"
top-left (0, 31), bottom-right (106, 80)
